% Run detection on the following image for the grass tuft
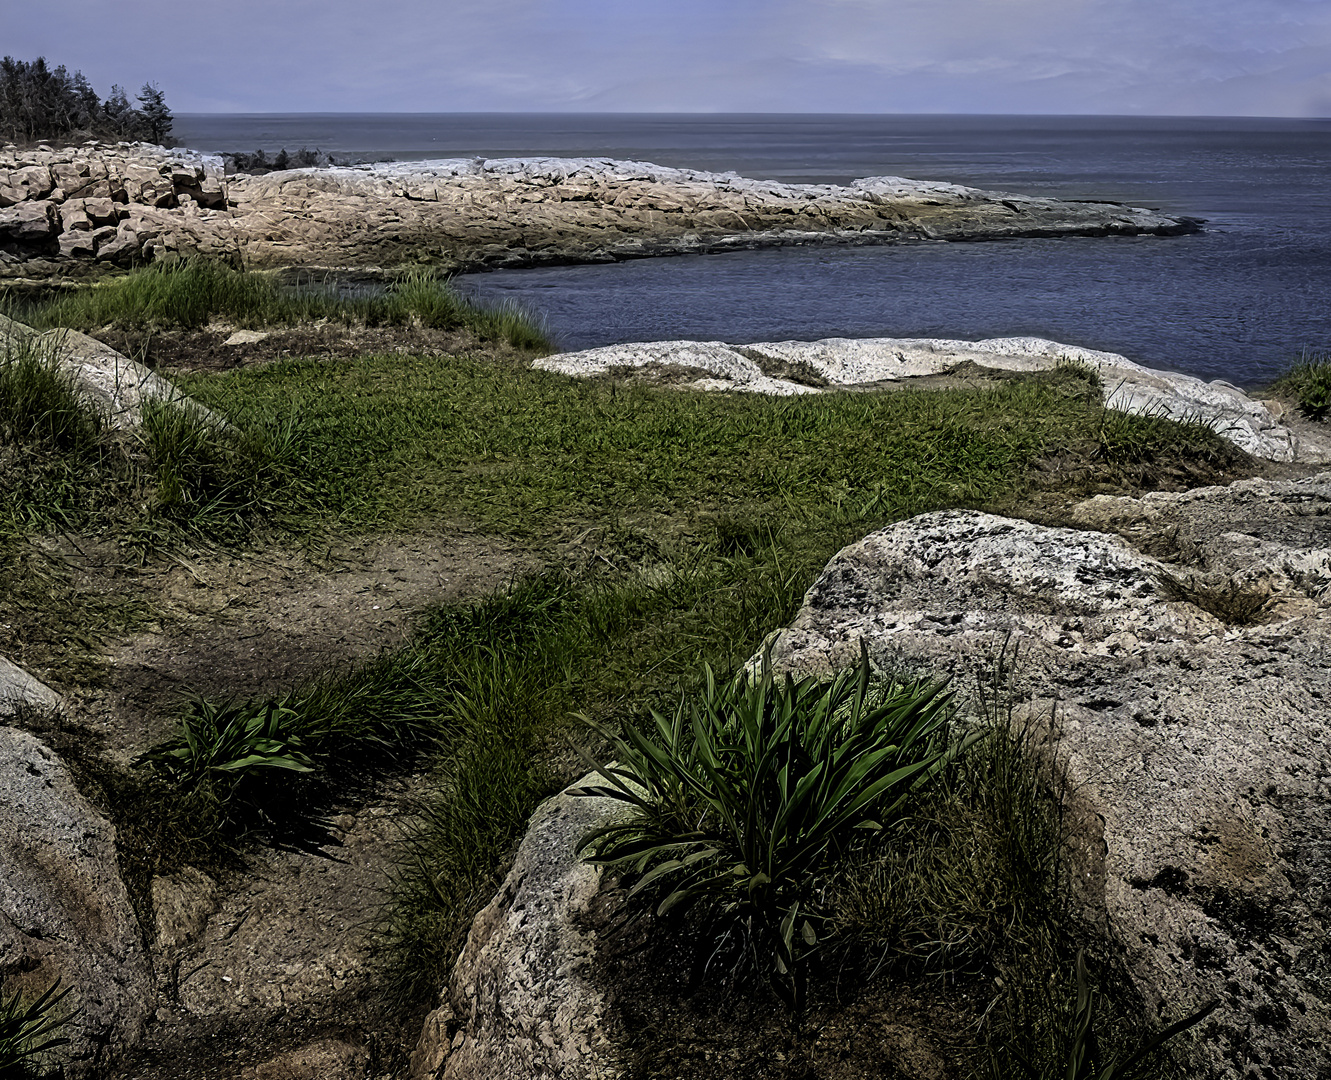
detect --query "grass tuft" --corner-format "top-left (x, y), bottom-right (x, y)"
top-left (0, 333), bottom-right (102, 454)
top-left (1267, 353), bottom-right (1331, 421)
top-left (14, 260), bottom-right (552, 352)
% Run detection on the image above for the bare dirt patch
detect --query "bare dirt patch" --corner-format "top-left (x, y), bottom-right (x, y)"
top-left (93, 324), bottom-right (536, 375)
top-left (45, 531), bottom-right (542, 758)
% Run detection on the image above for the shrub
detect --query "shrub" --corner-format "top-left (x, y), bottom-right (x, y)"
top-left (0, 979), bottom-right (71, 1079)
top-left (575, 647), bottom-right (965, 999)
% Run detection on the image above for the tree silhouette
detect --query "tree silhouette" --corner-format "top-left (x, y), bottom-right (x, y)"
top-left (137, 82), bottom-right (172, 144)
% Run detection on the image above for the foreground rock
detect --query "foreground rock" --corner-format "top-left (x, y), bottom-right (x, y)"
top-left (0, 727), bottom-right (153, 1077)
top-left (410, 780), bottom-right (628, 1080)
top-left (536, 335), bottom-right (1331, 464)
top-left (1, 144), bottom-right (1200, 276)
top-left (0, 654), bottom-right (61, 715)
top-left (766, 474), bottom-right (1331, 1079)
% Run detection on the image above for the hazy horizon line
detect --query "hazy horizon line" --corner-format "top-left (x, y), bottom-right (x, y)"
top-left (174, 110), bottom-right (1331, 121)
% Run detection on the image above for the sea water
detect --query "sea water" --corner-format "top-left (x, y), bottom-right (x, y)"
top-left (174, 113), bottom-right (1331, 387)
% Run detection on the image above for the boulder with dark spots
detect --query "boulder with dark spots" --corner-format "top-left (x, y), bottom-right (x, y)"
top-left (410, 779), bottom-right (629, 1080)
top-left (0, 727), bottom-right (153, 1077)
top-left (765, 475), bottom-right (1331, 1079)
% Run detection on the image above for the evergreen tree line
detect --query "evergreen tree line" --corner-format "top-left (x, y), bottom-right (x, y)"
top-left (0, 56), bottom-right (173, 146)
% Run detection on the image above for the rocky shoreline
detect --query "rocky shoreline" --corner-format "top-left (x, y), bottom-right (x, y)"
top-left (1, 143), bottom-right (1202, 278)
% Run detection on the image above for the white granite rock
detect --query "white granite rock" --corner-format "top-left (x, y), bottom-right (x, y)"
top-left (536, 335), bottom-right (1331, 464)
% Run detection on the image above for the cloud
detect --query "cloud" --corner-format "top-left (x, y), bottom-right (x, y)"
top-left (4, 0), bottom-right (1329, 114)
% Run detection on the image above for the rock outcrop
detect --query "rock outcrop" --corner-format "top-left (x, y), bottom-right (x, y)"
top-left (408, 475), bottom-right (1331, 1080)
top-left (0, 727), bottom-right (153, 1076)
top-left (0, 142), bottom-right (232, 270)
top-left (0, 145), bottom-right (1200, 276)
top-left (536, 335), bottom-right (1331, 464)
top-left (410, 779), bottom-right (628, 1080)
top-left (765, 474), bottom-right (1331, 1079)
top-left (0, 654), bottom-right (60, 716)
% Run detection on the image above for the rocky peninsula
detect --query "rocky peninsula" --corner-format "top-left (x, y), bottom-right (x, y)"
top-left (0, 142), bottom-right (1201, 277)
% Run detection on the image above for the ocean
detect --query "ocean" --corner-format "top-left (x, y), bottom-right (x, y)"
top-left (172, 113), bottom-right (1331, 387)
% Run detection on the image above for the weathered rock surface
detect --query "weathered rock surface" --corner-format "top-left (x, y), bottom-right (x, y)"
top-left (0, 145), bottom-right (1200, 276)
top-left (765, 475), bottom-right (1331, 1079)
top-left (0, 654), bottom-right (60, 715)
top-left (0, 313), bottom-right (214, 430)
top-left (0, 727), bottom-right (153, 1076)
top-left (536, 335), bottom-right (1331, 464)
top-left (409, 779), bottom-right (628, 1080)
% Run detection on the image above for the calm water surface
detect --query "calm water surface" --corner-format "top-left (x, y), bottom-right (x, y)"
top-left (175, 114), bottom-right (1331, 386)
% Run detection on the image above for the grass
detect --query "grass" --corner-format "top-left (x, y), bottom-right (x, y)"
top-left (10, 260), bottom-right (552, 352)
top-left (1267, 352), bottom-right (1331, 421)
top-left (1, 333), bottom-right (1244, 1072)
top-left (0, 979), bottom-right (71, 1080)
top-left (164, 353), bottom-right (1237, 539)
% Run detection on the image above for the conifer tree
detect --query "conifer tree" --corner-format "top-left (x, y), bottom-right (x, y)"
top-left (137, 82), bottom-right (172, 145)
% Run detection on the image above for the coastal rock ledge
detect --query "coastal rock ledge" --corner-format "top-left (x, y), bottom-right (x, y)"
top-left (536, 335), bottom-right (1331, 464)
top-left (1, 144), bottom-right (1200, 276)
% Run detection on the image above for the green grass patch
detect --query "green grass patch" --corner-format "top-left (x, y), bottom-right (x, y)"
top-left (168, 352), bottom-right (1234, 539)
top-left (1267, 352), bottom-right (1331, 421)
top-left (11, 260), bottom-right (552, 352)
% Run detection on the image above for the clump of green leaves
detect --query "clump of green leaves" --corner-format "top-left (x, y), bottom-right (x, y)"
top-left (1268, 353), bottom-right (1331, 421)
top-left (0, 980), bottom-right (71, 1079)
top-left (576, 648), bottom-right (964, 1000)
top-left (136, 698), bottom-right (313, 817)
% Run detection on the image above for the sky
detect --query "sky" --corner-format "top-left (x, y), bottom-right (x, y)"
top-left (6, 0), bottom-right (1331, 116)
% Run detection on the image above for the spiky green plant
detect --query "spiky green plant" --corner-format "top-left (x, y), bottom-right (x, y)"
top-left (575, 647), bottom-right (967, 999)
top-left (0, 980), bottom-right (71, 1079)
top-left (137, 697), bottom-right (313, 808)
top-left (0, 334), bottom-right (102, 453)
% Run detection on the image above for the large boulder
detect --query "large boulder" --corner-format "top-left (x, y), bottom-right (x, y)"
top-left (0, 199), bottom-right (56, 241)
top-left (0, 313), bottom-right (220, 431)
top-left (410, 780), bottom-right (628, 1080)
top-left (765, 473), bottom-right (1331, 1079)
top-left (0, 727), bottom-right (153, 1076)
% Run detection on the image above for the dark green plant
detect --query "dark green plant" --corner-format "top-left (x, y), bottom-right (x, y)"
top-left (575, 646), bottom-right (965, 996)
top-left (1269, 354), bottom-right (1331, 421)
top-left (992, 950), bottom-right (1219, 1080)
top-left (0, 335), bottom-right (102, 454)
top-left (137, 697), bottom-right (313, 809)
top-left (0, 979), bottom-right (71, 1079)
